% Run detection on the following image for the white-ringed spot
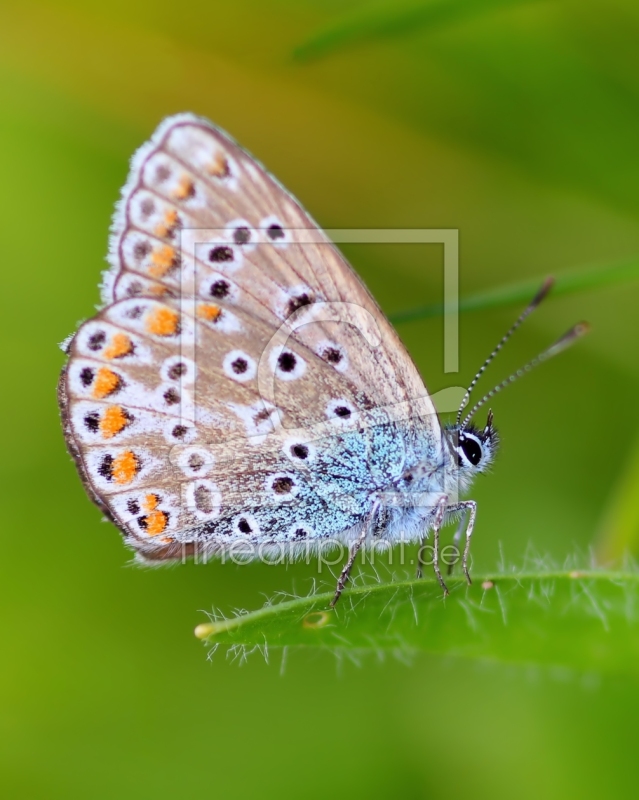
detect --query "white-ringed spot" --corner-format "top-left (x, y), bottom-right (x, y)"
top-left (269, 346), bottom-right (306, 381)
top-left (316, 340), bottom-right (348, 373)
top-left (265, 473), bottom-right (299, 502)
top-left (284, 439), bottom-right (317, 464)
top-left (326, 399), bottom-right (357, 424)
top-left (223, 350), bottom-right (256, 383)
top-left (288, 522), bottom-right (315, 540)
top-left (232, 514), bottom-right (260, 537)
top-left (161, 355), bottom-right (196, 384)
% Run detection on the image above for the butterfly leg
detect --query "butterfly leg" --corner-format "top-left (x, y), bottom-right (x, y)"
top-left (444, 500), bottom-right (477, 585)
top-left (417, 495), bottom-right (449, 595)
top-left (447, 509), bottom-right (468, 576)
top-left (330, 502), bottom-right (379, 608)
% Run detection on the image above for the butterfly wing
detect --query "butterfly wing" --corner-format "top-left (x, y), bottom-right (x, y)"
top-left (60, 114), bottom-right (440, 559)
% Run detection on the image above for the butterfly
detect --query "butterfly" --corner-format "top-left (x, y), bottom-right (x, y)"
top-left (58, 113), bottom-right (587, 606)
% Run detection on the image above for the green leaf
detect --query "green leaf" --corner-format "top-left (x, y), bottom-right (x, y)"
top-left (195, 571), bottom-right (639, 676)
top-left (388, 258), bottom-right (639, 324)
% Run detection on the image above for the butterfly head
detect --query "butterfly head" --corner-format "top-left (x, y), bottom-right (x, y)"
top-left (445, 410), bottom-right (499, 477)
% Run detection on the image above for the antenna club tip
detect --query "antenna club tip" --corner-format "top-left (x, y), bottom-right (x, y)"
top-left (573, 321), bottom-right (591, 337)
top-left (532, 276), bottom-right (555, 307)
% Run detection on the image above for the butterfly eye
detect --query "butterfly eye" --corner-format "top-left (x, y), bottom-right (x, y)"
top-left (459, 435), bottom-right (483, 466)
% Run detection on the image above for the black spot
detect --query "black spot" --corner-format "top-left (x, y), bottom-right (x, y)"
top-left (168, 362), bottom-right (187, 380)
top-left (238, 517), bottom-right (252, 534)
top-left (231, 357), bottom-right (248, 375)
top-left (127, 499), bottom-right (140, 515)
top-left (163, 388), bottom-right (180, 405)
top-left (80, 367), bottom-right (94, 387)
top-left (233, 226), bottom-right (250, 245)
top-left (291, 443), bottom-right (309, 460)
top-left (286, 293), bottom-right (312, 318)
top-left (272, 476), bottom-right (294, 495)
top-left (125, 305), bottom-right (144, 319)
top-left (277, 351), bottom-right (297, 373)
top-left (171, 424), bottom-right (188, 439)
top-left (209, 246), bottom-right (234, 263)
top-left (293, 527), bottom-right (307, 539)
top-left (194, 485), bottom-right (213, 514)
top-left (133, 240), bottom-right (152, 261)
top-left (155, 164), bottom-right (171, 183)
top-left (323, 347), bottom-right (342, 364)
top-left (125, 281), bottom-right (143, 297)
top-left (267, 223), bottom-right (285, 240)
top-left (210, 279), bottom-right (230, 299)
top-left (87, 331), bottom-right (106, 351)
top-left (98, 454), bottom-right (114, 481)
top-left (253, 408), bottom-right (272, 424)
top-left (334, 406), bottom-right (351, 418)
top-left (83, 412), bottom-right (100, 432)
top-left (187, 452), bottom-right (205, 471)
top-left (140, 198), bottom-right (155, 217)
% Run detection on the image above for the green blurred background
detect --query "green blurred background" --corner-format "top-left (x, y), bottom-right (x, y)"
top-left (2, 1), bottom-right (639, 797)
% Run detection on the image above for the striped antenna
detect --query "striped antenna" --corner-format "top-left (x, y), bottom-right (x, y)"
top-left (459, 322), bottom-right (590, 431)
top-left (455, 276), bottom-right (555, 426)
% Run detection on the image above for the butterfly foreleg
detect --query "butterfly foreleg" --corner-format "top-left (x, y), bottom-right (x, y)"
top-left (330, 501), bottom-right (381, 608)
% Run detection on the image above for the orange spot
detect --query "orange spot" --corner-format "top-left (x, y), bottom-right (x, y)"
top-left (112, 451), bottom-right (139, 485)
top-left (154, 209), bottom-right (180, 239)
top-left (91, 367), bottom-right (121, 399)
top-left (197, 303), bottom-right (222, 322)
top-left (173, 175), bottom-right (195, 200)
top-left (143, 493), bottom-right (160, 512)
top-left (103, 333), bottom-right (134, 359)
top-left (145, 306), bottom-right (180, 336)
top-left (148, 245), bottom-right (178, 278)
top-left (144, 509), bottom-right (168, 536)
top-left (207, 151), bottom-right (230, 178)
top-left (99, 406), bottom-right (130, 439)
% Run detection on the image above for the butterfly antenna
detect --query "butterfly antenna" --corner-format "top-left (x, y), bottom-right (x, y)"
top-left (455, 276), bottom-right (555, 426)
top-left (459, 321), bottom-right (590, 431)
